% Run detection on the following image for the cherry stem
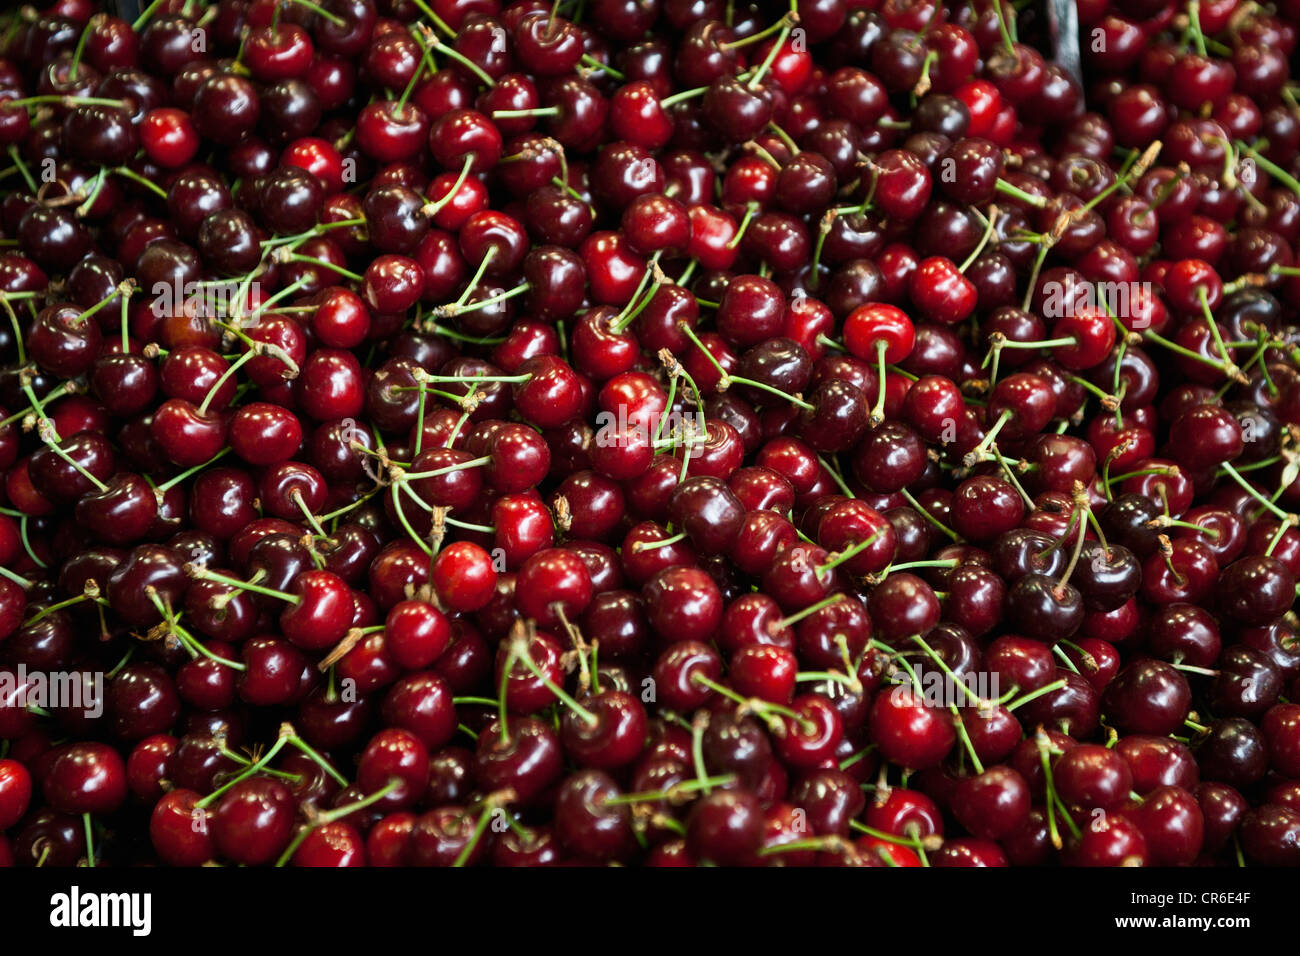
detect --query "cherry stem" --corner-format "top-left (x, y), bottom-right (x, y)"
top-left (389, 485), bottom-right (434, 556)
top-left (75, 166), bottom-right (109, 217)
top-left (994, 178), bottom-right (1046, 208)
top-left (111, 164), bottom-right (168, 199)
top-left (726, 202), bottom-right (760, 249)
top-left (274, 778), bottom-right (402, 868)
top-left (1198, 287), bottom-right (1236, 370)
top-left (510, 635), bottom-right (597, 725)
top-left (262, 218), bottom-right (367, 249)
top-left (818, 528), bottom-right (884, 573)
top-left (746, 17), bottom-right (794, 89)
top-left (445, 515), bottom-right (494, 533)
top-left (195, 728), bottom-right (293, 809)
top-left (612, 252), bottom-right (662, 328)
top-left (423, 155), bottom-right (475, 220)
top-left (776, 593), bottom-right (847, 629)
top-left (400, 454), bottom-right (491, 481)
top-left (631, 530), bottom-right (687, 552)
top-left (132, 0), bottom-right (166, 30)
top-left (285, 0), bottom-right (347, 25)
top-left (603, 775), bottom-right (736, 806)
top-left (493, 638), bottom-right (519, 742)
top-left (691, 673), bottom-right (813, 732)
top-left (0, 565), bottom-right (33, 589)
top-left (1265, 516), bottom-right (1296, 556)
top-left (958, 205), bottom-right (999, 273)
top-left (399, 38), bottom-right (435, 112)
top-left (148, 590), bottom-right (245, 670)
top-left (287, 734), bottom-right (348, 787)
top-left (9, 95), bottom-right (128, 109)
top-left (17, 515), bottom-right (45, 570)
top-left (582, 53), bottom-right (622, 78)
top-left (492, 106), bottom-right (561, 120)
top-left (1146, 515), bottom-right (1220, 539)
top-left (1141, 328), bottom-right (1239, 380)
top-left (23, 587), bottom-right (97, 627)
top-left (846, 822), bottom-right (926, 859)
top-left (683, 713), bottom-right (709, 795)
top-left (414, 371), bottom-right (528, 385)
top-left (863, 338), bottom-right (890, 425)
top-left (408, 0), bottom-right (456, 38)
top-left (82, 812), bottom-right (95, 868)
top-left (964, 408), bottom-right (1013, 466)
top-left (678, 320), bottom-right (727, 375)
top-left (1086, 142), bottom-right (1162, 214)
top-left (721, 15), bottom-right (790, 50)
top-left (659, 85), bottom-right (709, 109)
top-left (453, 696), bottom-right (499, 708)
top-left (1236, 140), bottom-right (1300, 201)
top-left (1054, 488), bottom-right (1091, 591)
top-left (1019, 240), bottom-right (1050, 312)
top-left (815, 453), bottom-right (855, 499)
top-left (552, 603), bottom-right (593, 695)
top-left (1170, 662), bottom-right (1219, 678)
top-left (1052, 643), bottom-right (1082, 677)
top-left (899, 487), bottom-right (959, 540)
top-left (419, 27), bottom-right (495, 87)
top-left (949, 705), bottom-right (985, 775)
top-left (767, 121), bottom-right (799, 156)
top-left (186, 565), bottom-right (298, 604)
top-left (5, 145), bottom-right (35, 194)
top-left (197, 349), bottom-right (255, 415)
top-left (796, 670), bottom-right (860, 694)
top-left (1006, 677), bottom-right (1067, 712)
top-left (0, 297), bottom-right (25, 366)
top-left (281, 254), bottom-right (362, 283)
top-left (451, 246), bottom-right (498, 312)
top-left (1067, 374), bottom-right (1120, 407)
top-left (1186, 0), bottom-right (1208, 56)
top-left (727, 374), bottom-right (814, 411)
top-left (35, 420), bottom-right (107, 492)
top-left (156, 448), bottom-right (231, 492)
top-left (910, 633), bottom-right (990, 709)
top-left (453, 797), bottom-right (508, 867)
top-left (1220, 461), bottom-right (1291, 521)
top-left (885, 558), bottom-right (959, 575)
top-left (1037, 735), bottom-right (1063, 849)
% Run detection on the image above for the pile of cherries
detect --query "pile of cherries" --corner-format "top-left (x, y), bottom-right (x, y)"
top-left (1, 0), bottom-right (1300, 868)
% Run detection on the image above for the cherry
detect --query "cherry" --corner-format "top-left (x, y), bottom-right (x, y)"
top-left (1062, 812), bottom-right (1149, 867)
top-left (150, 788), bottom-right (213, 866)
top-left (1239, 805), bottom-right (1300, 866)
top-left (868, 686), bottom-right (954, 770)
top-left (686, 789), bottom-right (763, 866)
top-left (0, 759), bottom-right (33, 830)
top-left (1196, 718), bottom-right (1269, 789)
top-left (211, 777), bottom-right (296, 865)
top-left (867, 572), bottom-right (941, 643)
top-left (473, 716), bottom-right (564, 806)
top-left (43, 742), bottom-right (127, 816)
top-left (553, 770), bottom-right (635, 862)
top-left (1218, 555), bottom-right (1295, 626)
top-left (561, 690), bottom-right (647, 769)
top-left (357, 728), bottom-right (430, 811)
top-left (514, 547), bottom-right (594, 628)
top-left (1212, 646), bottom-right (1284, 718)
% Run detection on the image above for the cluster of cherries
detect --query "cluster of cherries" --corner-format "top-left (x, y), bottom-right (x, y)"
top-left (0, 0), bottom-right (1299, 868)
